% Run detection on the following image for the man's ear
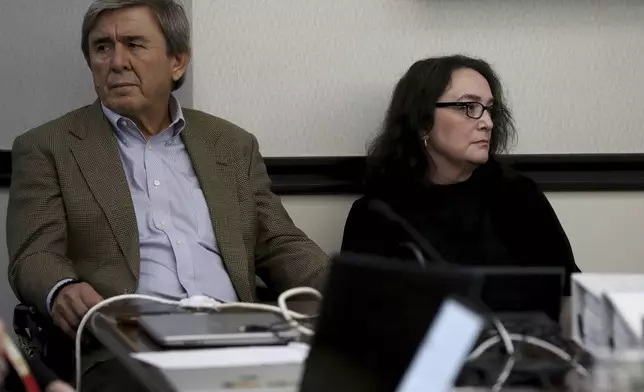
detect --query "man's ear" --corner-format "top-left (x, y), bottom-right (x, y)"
top-left (171, 52), bottom-right (191, 83)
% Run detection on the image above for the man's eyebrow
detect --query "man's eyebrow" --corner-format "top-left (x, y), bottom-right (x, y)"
top-left (121, 35), bottom-right (149, 43)
top-left (90, 35), bottom-right (149, 46)
top-left (90, 36), bottom-right (113, 47)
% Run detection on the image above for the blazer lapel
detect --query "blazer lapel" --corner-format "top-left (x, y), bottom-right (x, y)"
top-left (68, 101), bottom-right (140, 280)
top-left (181, 119), bottom-right (253, 302)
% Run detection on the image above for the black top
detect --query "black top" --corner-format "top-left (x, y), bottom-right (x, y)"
top-left (341, 159), bottom-right (580, 316)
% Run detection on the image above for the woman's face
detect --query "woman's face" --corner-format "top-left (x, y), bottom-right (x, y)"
top-left (426, 68), bottom-right (494, 170)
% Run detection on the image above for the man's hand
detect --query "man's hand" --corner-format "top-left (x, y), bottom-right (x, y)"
top-left (52, 282), bottom-right (103, 337)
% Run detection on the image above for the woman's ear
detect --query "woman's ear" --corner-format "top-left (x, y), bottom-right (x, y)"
top-left (421, 133), bottom-right (430, 149)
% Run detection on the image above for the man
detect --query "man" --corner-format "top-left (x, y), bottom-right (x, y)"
top-left (6, 0), bottom-right (328, 389)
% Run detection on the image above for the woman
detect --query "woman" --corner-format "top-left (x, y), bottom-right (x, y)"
top-left (341, 54), bottom-right (580, 326)
top-left (1, 320), bottom-right (74, 392)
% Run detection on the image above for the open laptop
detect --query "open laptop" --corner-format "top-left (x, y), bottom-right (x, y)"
top-left (299, 252), bottom-right (486, 392)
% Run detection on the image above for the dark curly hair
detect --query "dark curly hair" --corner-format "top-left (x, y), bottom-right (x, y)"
top-left (367, 54), bottom-right (516, 188)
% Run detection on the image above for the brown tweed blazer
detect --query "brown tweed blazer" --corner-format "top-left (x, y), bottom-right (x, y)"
top-left (7, 100), bottom-right (329, 317)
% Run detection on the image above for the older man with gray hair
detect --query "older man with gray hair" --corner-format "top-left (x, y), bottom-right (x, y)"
top-left (6, 0), bottom-right (329, 390)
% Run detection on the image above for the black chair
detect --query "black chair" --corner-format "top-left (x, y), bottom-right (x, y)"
top-left (12, 304), bottom-right (75, 383)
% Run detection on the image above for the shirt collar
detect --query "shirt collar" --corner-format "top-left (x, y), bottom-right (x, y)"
top-left (101, 95), bottom-right (186, 144)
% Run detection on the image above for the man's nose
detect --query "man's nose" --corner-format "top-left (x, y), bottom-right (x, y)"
top-left (110, 44), bottom-right (130, 72)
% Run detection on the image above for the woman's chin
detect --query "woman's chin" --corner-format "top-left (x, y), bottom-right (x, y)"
top-left (467, 153), bottom-right (489, 165)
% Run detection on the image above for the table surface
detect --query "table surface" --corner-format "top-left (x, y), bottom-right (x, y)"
top-left (89, 299), bottom-right (584, 392)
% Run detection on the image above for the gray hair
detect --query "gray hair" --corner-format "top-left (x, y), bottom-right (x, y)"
top-left (81, 0), bottom-right (190, 91)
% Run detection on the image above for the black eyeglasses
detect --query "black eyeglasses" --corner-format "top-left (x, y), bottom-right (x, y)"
top-left (435, 101), bottom-right (494, 120)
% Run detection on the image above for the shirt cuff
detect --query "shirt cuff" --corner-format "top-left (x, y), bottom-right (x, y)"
top-left (46, 278), bottom-right (74, 315)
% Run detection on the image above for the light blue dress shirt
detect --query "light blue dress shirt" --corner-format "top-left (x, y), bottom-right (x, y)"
top-left (47, 96), bottom-right (238, 312)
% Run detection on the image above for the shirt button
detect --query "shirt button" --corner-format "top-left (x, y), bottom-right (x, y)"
top-left (153, 180), bottom-right (160, 187)
top-left (176, 239), bottom-right (183, 245)
top-left (160, 221), bottom-right (166, 227)
top-left (147, 145), bottom-right (152, 151)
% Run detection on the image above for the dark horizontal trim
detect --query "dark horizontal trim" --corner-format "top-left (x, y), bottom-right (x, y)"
top-left (264, 153), bottom-right (644, 194)
top-left (2, 150), bottom-right (644, 193)
top-left (0, 150), bottom-right (9, 188)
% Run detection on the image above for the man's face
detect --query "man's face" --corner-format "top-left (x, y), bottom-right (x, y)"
top-left (87, 6), bottom-right (189, 117)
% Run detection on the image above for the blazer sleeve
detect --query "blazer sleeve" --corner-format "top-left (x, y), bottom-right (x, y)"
top-left (341, 197), bottom-right (411, 260)
top-left (247, 134), bottom-right (330, 293)
top-left (516, 177), bottom-right (581, 296)
top-left (6, 134), bottom-right (77, 316)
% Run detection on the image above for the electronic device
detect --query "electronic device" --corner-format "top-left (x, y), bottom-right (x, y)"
top-left (604, 291), bottom-right (644, 350)
top-left (299, 252), bottom-right (485, 392)
top-left (470, 266), bottom-right (565, 322)
top-left (571, 272), bottom-right (644, 354)
top-left (397, 298), bottom-right (486, 392)
top-left (138, 311), bottom-right (299, 348)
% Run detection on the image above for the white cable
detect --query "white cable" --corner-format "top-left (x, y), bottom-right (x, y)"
top-left (74, 288), bottom-right (322, 391)
top-left (467, 317), bottom-right (514, 360)
top-left (491, 317), bottom-right (514, 356)
top-left (277, 287), bottom-right (323, 336)
top-left (517, 335), bottom-right (589, 377)
top-left (468, 335), bottom-right (503, 361)
top-left (468, 333), bottom-right (589, 377)
top-left (491, 355), bottom-right (516, 392)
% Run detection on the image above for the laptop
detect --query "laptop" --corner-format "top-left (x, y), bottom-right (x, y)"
top-left (138, 311), bottom-right (299, 348)
top-left (469, 266), bottom-right (565, 322)
top-left (299, 252), bottom-right (486, 392)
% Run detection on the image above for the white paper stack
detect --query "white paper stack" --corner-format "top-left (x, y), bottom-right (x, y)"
top-left (571, 273), bottom-right (644, 355)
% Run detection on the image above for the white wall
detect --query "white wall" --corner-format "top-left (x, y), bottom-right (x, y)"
top-left (282, 192), bottom-right (644, 274)
top-left (191, 0), bottom-right (644, 156)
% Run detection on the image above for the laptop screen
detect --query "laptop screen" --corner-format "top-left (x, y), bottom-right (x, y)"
top-left (299, 253), bottom-right (484, 392)
top-left (396, 298), bottom-right (485, 392)
top-left (470, 266), bottom-right (565, 321)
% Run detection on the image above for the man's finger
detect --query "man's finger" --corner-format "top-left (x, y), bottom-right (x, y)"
top-left (53, 315), bottom-right (75, 338)
top-left (79, 286), bottom-right (104, 309)
top-left (66, 293), bottom-right (90, 325)
top-left (55, 293), bottom-right (85, 331)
